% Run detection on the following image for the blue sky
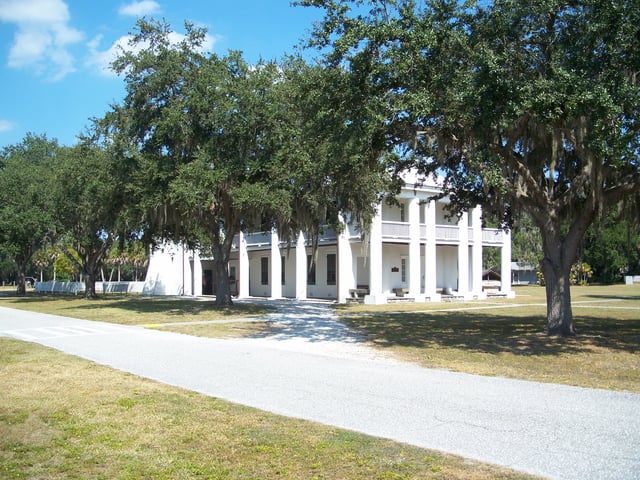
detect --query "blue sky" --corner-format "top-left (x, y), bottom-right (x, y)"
top-left (0, 0), bottom-right (324, 148)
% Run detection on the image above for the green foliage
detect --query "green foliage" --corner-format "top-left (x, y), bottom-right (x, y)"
top-left (571, 262), bottom-right (593, 286)
top-left (52, 141), bottom-right (134, 297)
top-left (0, 134), bottom-right (59, 293)
top-left (105, 241), bottom-right (148, 281)
top-left (511, 214), bottom-right (543, 267)
top-left (103, 19), bottom-right (395, 304)
top-left (53, 253), bottom-right (77, 282)
top-left (582, 199), bottom-right (640, 282)
top-left (301, 0), bottom-right (640, 334)
top-left (537, 262), bottom-right (594, 286)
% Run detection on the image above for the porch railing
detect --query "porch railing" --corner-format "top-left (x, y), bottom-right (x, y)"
top-left (381, 221), bottom-right (410, 239)
top-left (239, 223), bottom-right (504, 249)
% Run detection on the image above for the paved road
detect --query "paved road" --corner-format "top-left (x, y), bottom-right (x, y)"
top-left (1, 303), bottom-right (639, 480)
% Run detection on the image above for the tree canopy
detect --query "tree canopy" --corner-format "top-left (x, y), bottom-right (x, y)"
top-left (52, 141), bottom-right (134, 298)
top-left (300, 0), bottom-right (640, 335)
top-left (0, 134), bottom-right (58, 294)
top-left (103, 19), bottom-right (394, 305)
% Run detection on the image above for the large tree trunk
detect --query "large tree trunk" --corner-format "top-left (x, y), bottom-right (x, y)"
top-left (84, 270), bottom-right (99, 299)
top-left (541, 258), bottom-right (575, 336)
top-left (209, 205), bottom-right (238, 306)
top-left (538, 219), bottom-right (582, 336)
top-left (210, 230), bottom-right (233, 306)
top-left (15, 251), bottom-right (32, 296)
top-left (16, 252), bottom-right (31, 296)
top-left (16, 270), bottom-right (26, 296)
top-left (214, 258), bottom-right (232, 306)
top-left (83, 255), bottom-right (101, 299)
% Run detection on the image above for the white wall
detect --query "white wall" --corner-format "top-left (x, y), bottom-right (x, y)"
top-left (436, 203), bottom-right (457, 225)
top-left (143, 243), bottom-right (189, 295)
top-left (437, 246), bottom-right (458, 290)
top-left (247, 245), bottom-right (339, 299)
top-left (249, 254), bottom-right (270, 297)
top-left (282, 252), bottom-right (297, 298)
top-left (382, 200), bottom-right (405, 222)
top-left (307, 247), bottom-right (338, 299)
top-left (380, 244), bottom-right (407, 293)
top-left (35, 281), bottom-right (145, 294)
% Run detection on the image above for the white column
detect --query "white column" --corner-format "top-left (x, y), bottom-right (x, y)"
top-left (238, 231), bottom-right (249, 298)
top-left (501, 229), bottom-right (515, 298)
top-left (193, 248), bottom-right (203, 296)
top-left (295, 231), bottom-right (307, 300)
top-left (409, 197), bottom-right (424, 301)
top-left (270, 228), bottom-right (282, 299)
top-left (424, 200), bottom-right (440, 301)
top-left (365, 203), bottom-right (386, 304)
top-left (457, 211), bottom-right (469, 297)
top-left (337, 216), bottom-right (353, 303)
top-left (472, 205), bottom-right (486, 299)
top-left (182, 244), bottom-right (191, 296)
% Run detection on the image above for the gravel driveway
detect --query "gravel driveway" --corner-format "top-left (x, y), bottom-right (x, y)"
top-left (1, 302), bottom-right (639, 480)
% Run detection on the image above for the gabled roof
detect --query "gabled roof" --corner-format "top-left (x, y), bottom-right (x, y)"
top-left (511, 262), bottom-right (538, 271)
top-left (399, 168), bottom-right (445, 191)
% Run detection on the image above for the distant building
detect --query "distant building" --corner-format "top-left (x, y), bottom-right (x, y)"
top-left (511, 262), bottom-right (538, 285)
top-left (144, 170), bottom-right (515, 303)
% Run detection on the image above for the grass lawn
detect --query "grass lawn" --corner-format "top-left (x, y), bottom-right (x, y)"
top-left (337, 284), bottom-right (640, 392)
top-left (0, 339), bottom-right (540, 480)
top-left (0, 290), bottom-right (273, 337)
top-left (1, 284), bottom-right (639, 391)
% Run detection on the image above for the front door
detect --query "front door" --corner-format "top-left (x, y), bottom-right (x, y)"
top-left (202, 269), bottom-right (213, 295)
top-left (356, 257), bottom-right (370, 289)
top-left (400, 256), bottom-right (408, 288)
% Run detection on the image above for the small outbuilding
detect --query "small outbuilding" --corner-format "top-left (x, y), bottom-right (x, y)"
top-left (511, 262), bottom-right (538, 285)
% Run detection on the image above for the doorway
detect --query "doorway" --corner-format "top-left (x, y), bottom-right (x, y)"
top-left (202, 269), bottom-right (214, 295)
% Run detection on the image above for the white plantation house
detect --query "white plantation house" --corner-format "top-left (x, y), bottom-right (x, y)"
top-left (143, 171), bottom-right (514, 303)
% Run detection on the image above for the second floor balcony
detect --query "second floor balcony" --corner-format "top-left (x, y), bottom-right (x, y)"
top-left (380, 221), bottom-right (504, 246)
top-left (239, 222), bottom-right (505, 250)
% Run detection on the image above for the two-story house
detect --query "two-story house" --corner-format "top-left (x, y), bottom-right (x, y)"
top-left (143, 171), bottom-right (514, 303)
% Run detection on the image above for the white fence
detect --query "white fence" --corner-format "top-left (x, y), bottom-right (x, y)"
top-left (35, 281), bottom-right (145, 294)
top-left (625, 276), bottom-right (640, 285)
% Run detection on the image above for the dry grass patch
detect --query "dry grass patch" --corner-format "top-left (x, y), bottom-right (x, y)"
top-left (338, 285), bottom-right (640, 392)
top-left (3, 285), bottom-right (638, 391)
top-left (151, 319), bottom-right (273, 338)
top-left (0, 339), bottom-right (540, 480)
top-left (0, 293), bottom-right (272, 326)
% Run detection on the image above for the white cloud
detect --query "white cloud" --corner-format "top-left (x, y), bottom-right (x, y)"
top-left (118, 1), bottom-right (161, 17)
top-left (86, 34), bottom-right (134, 77)
top-left (0, 119), bottom-right (16, 133)
top-left (0, 0), bottom-right (84, 81)
top-left (87, 31), bottom-right (218, 78)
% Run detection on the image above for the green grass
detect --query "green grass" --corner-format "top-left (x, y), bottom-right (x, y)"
top-left (2, 284), bottom-right (639, 392)
top-left (0, 339), bottom-right (540, 480)
top-left (0, 291), bottom-right (272, 329)
top-left (337, 284), bottom-right (640, 392)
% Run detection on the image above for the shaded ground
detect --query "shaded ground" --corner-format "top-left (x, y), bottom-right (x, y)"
top-left (336, 291), bottom-right (640, 391)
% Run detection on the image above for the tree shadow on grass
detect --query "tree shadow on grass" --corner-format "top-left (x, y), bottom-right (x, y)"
top-left (583, 294), bottom-right (640, 301)
top-left (2, 294), bottom-right (273, 318)
top-left (342, 311), bottom-right (640, 356)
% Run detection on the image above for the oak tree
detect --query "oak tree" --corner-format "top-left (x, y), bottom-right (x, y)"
top-left (0, 134), bottom-right (58, 294)
top-left (52, 142), bottom-right (131, 298)
top-left (301, 0), bottom-right (640, 335)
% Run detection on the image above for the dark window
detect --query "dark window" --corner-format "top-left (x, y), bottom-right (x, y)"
top-left (307, 255), bottom-right (316, 285)
top-left (326, 253), bottom-right (336, 285)
top-left (261, 257), bottom-right (268, 285)
top-left (281, 256), bottom-right (286, 285)
top-left (401, 257), bottom-right (407, 283)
